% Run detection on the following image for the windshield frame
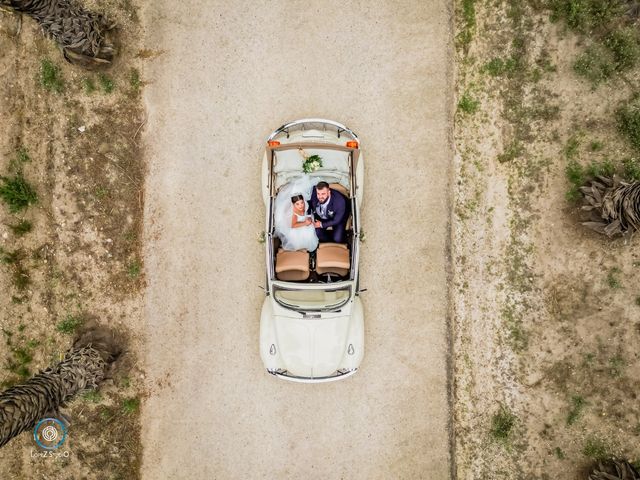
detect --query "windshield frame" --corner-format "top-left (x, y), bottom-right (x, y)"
top-left (272, 282), bottom-right (353, 312)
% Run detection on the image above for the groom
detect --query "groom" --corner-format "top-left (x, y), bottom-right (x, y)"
top-left (308, 181), bottom-right (350, 243)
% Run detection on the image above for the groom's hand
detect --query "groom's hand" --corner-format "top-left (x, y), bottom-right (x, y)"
top-left (314, 220), bottom-right (322, 228)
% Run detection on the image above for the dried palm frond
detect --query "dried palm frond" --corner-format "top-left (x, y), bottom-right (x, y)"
top-left (0, 0), bottom-right (115, 68)
top-left (589, 459), bottom-right (640, 480)
top-left (580, 175), bottom-right (640, 236)
top-left (0, 324), bottom-right (121, 448)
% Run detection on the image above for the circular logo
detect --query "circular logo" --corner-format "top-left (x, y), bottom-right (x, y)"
top-left (33, 418), bottom-right (67, 450)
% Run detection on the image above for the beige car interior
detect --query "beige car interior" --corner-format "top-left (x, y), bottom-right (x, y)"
top-left (274, 183), bottom-right (352, 282)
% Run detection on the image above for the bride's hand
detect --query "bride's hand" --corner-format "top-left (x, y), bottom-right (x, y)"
top-left (305, 218), bottom-right (312, 226)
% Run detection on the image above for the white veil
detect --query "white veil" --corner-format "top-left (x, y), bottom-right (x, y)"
top-left (274, 174), bottom-right (315, 249)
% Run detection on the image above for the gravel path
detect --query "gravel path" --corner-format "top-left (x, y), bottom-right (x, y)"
top-left (140, 1), bottom-right (454, 478)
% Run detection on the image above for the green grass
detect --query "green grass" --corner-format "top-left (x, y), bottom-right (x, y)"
top-left (56, 314), bottom-right (84, 334)
top-left (582, 436), bottom-right (610, 460)
top-left (121, 397), bottom-right (140, 415)
top-left (605, 27), bottom-right (640, 71)
top-left (99, 74), bottom-right (115, 94)
top-left (554, 447), bottom-right (566, 459)
top-left (10, 145), bottom-right (31, 172)
top-left (0, 174), bottom-right (38, 213)
top-left (458, 0), bottom-right (476, 48)
top-left (623, 158), bottom-right (640, 180)
top-left (0, 248), bottom-right (30, 290)
top-left (497, 141), bottom-right (523, 163)
top-left (127, 260), bottom-right (141, 278)
top-left (573, 43), bottom-right (615, 86)
top-left (82, 389), bottom-right (103, 403)
top-left (458, 91), bottom-right (480, 115)
top-left (129, 68), bottom-right (141, 92)
top-left (585, 159), bottom-right (615, 178)
top-left (483, 57), bottom-right (519, 77)
top-left (82, 78), bottom-right (96, 94)
top-left (567, 395), bottom-right (587, 425)
top-left (548, 0), bottom-right (622, 34)
top-left (490, 405), bottom-right (517, 444)
top-left (9, 219), bottom-right (33, 236)
top-left (564, 135), bottom-right (581, 159)
top-left (609, 354), bottom-right (625, 377)
top-left (618, 96), bottom-right (640, 151)
top-left (39, 59), bottom-right (64, 93)
top-left (606, 267), bottom-right (622, 289)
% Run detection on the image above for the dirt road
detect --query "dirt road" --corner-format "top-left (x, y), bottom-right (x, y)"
top-left (140, 1), bottom-right (454, 478)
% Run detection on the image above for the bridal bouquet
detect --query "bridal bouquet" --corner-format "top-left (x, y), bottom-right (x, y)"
top-left (299, 148), bottom-right (323, 173)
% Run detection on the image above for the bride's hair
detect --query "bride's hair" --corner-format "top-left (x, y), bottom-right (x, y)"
top-left (291, 194), bottom-right (304, 203)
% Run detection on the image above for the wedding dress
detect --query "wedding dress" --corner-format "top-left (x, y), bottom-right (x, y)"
top-left (274, 175), bottom-right (319, 251)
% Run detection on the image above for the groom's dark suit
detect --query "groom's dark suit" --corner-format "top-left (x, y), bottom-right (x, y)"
top-left (308, 187), bottom-right (350, 243)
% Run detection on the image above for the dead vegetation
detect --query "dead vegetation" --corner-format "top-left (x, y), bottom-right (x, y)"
top-left (454, 0), bottom-right (640, 478)
top-left (0, 0), bottom-right (145, 478)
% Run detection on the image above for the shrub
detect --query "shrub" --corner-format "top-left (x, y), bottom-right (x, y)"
top-left (9, 220), bottom-right (33, 236)
top-left (583, 436), bottom-right (610, 460)
top-left (0, 175), bottom-right (38, 213)
top-left (458, 92), bottom-right (480, 114)
top-left (56, 315), bottom-right (84, 334)
top-left (490, 405), bottom-right (517, 443)
top-left (605, 27), bottom-right (640, 71)
top-left (549, 0), bottom-right (622, 33)
top-left (618, 96), bottom-right (640, 150)
top-left (573, 43), bottom-right (615, 86)
top-left (99, 74), bottom-right (115, 93)
top-left (39, 59), bottom-right (64, 93)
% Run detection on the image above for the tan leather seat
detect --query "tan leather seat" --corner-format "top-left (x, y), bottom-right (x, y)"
top-left (276, 249), bottom-right (310, 281)
top-left (329, 183), bottom-right (349, 197)
top-left (328, 183), bottom-right (352, 231)
top-left (316, 243), bottom-right (350, 276)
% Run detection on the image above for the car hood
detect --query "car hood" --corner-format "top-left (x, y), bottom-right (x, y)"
top-left (274, 314), bottom-right (350, 378)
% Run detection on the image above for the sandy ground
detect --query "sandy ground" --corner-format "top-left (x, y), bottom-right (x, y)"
top-left (139, 1), bottom-right (454, 478)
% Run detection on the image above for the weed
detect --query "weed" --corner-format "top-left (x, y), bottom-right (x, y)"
top-left (564, 135), bottom-right (581, 160)
top-left (10, 146), bottom-right (31, 172)
top-left (26, 339), bottom-right (39, 349)
top-left (458, 0), bottom-right (476, 48)
top-left (99, 74), bottom-right (115, 93)
top-left (0, 174), bottom-right (38, 213)
top-left (458, 92), bottom-right (480, 114)
top-left (82, 389), bottom-right (103, 403)
top-left (554, 447), bottom-right (566, 459)
top-left (119, 376), bottom-right (131, 388)
top-left (583, 436), bottom-right (610, 460)
top-left (606, 267), bottom-right (622, 289)
top-left (129, 68), bottom-right (141, 91)
top-left (0, 248), bottom-right (31, 290)
top-left (573, 44), bottom-right (615, 86)
top-left (565, 160), bottom-right (585, 201)
top-left (39, 59), bottom-right (64, 93)
top-left (498, 141), bottom-right (523, 163)
top-left (617, 96), bottom-right (640, 151)
top-left (483, 57), bottom-right (518, 77)
top-left (9, 220), bottom-right (33, 236)
top-left (121, 397), bottom-right (140, 415)
top-left (56, 314), bottom-right (84, 334)
top-left (609, 354), bottom-right (625, 377)
top-left (127, 260), bottom-right (141, 278)
top-left (548, 0), bottom-right (622, 34)
top-left (589, 140), bottom-right (604, 151)
top-left (94, 186), bottom-right (109, 200)
top-left (567, 395), bottom-right (587, 425)
top-left (585, 159), bottom-right (615, 178)
top-left (605, 27), bottom-right (640, 71)
top-left (82, 78), bottom-right (96, 94)
top-left (17, 323), bottom-right (25, 333)
top-left (623, 158), bottom-right (640, 180)
top-left (490, 405), bottom-right (517, 444)
top-left (635, 296), bottom-right (640, 306)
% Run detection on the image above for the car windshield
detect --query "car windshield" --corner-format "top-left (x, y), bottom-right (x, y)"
top-left (274, 285), bottom-right (351, 311)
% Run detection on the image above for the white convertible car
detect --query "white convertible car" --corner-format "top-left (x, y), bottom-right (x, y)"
top-left (260, 119), bottom-right (365, 382)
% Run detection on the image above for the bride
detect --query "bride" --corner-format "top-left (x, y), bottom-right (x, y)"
top-left (274, 175), bottom-right (319, 251)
